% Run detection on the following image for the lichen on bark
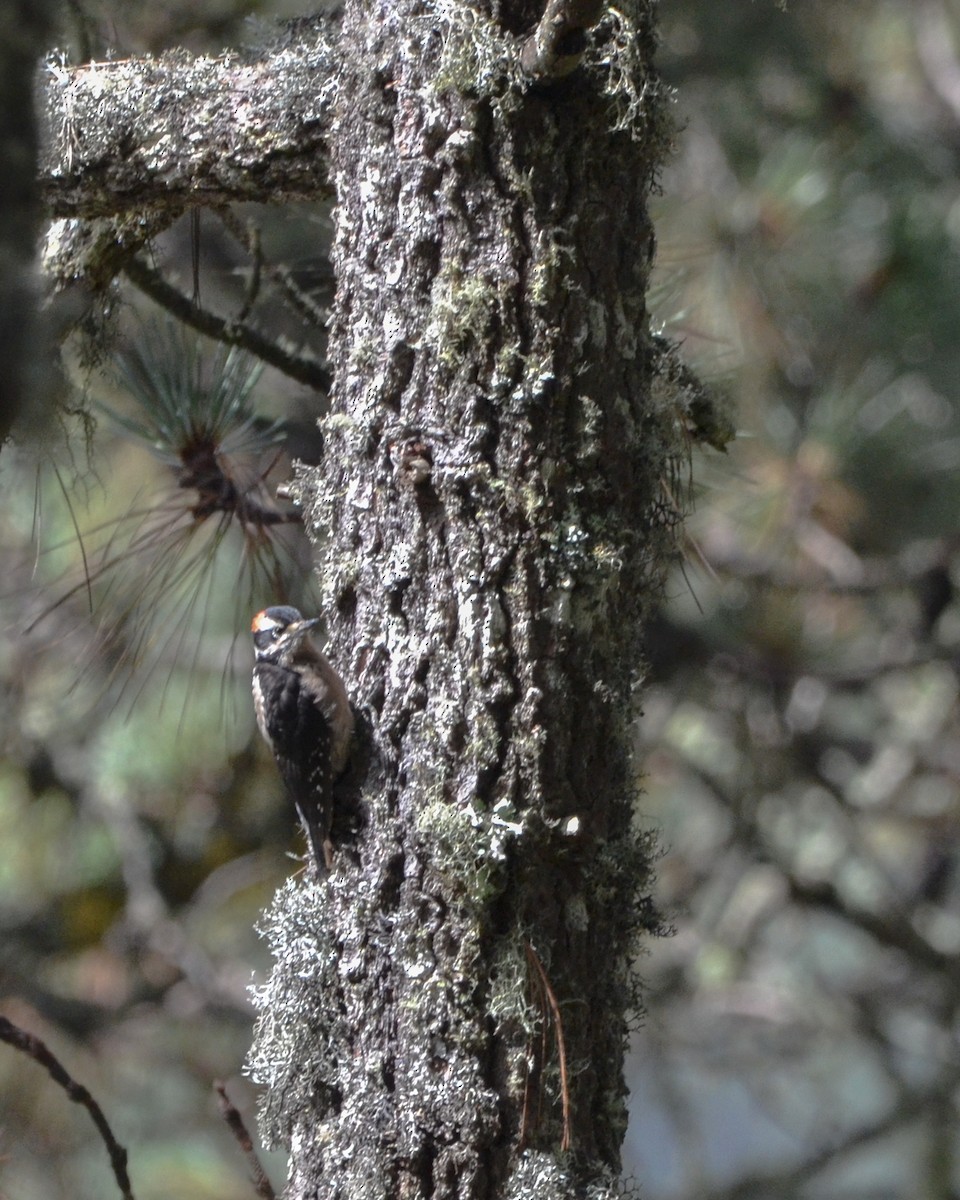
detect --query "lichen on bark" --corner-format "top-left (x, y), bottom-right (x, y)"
top-left (246, 2), bottom-right (681, 1198)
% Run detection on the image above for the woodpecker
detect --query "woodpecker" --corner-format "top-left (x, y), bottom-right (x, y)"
top-left (251, 606), bottom-right (354, 874)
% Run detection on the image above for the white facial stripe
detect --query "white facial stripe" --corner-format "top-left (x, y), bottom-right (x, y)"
top-left (252, 612), bottom-right (283, 634)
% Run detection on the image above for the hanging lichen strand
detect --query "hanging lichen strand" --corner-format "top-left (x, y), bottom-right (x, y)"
top-left (248, 2), bottom-right (680, 1197)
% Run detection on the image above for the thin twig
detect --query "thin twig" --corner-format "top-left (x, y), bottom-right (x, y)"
top-left (234, 221), bottom-right (262, 323)
top-left (215, 1082), bottom-right (276, 1200)
top-left (524, 940), bottom-right (573, 1152)
top-left (0, 1014), bottom-right (135, 1200)
top-left (216, 206), bottom-right (331, 330)
top-left (190, 208), bottom-right (202, 307)
top-left (519, 946), bottom-right (549, 1149)
top-left (124, 256), bottom-right (331, 393)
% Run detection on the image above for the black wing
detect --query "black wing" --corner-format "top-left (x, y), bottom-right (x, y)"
top-left (253, 661), bottom-right (333, 872)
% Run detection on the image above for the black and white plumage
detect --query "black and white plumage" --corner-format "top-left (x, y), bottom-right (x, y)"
top-left (251, 606), bottom-right (354, 873)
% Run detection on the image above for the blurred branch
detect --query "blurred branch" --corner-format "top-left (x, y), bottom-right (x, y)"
top-left (124, 255), bottom-right (331, 392)
top-left (0, 1014), bottom-right (135, 1200)
top-left (215, 1082), bottom-right (277, 1200)
top-left (216, 207), bottom-right (331, 330)
top-left (707, 532), bottom-right (954, 596)
top-left (786, 877), bottom-right (960, 983)
top-left (677, 753), bottom-right (960, 984)
top-left (914, 0), bottom-right (960, 125)
top-left (40, 20), bottom-right (337, 220)
top-left (704, 1073), bottom-right (960, 1200)
top-left (0, 0), bottom-right (58, 446)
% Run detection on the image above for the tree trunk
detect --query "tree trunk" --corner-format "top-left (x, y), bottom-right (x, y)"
top-left (247, 3), bottom-right (675, 1197)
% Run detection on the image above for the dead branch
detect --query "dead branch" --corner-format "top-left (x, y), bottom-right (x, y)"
top-left (0, 1014), bottom-right (134, 1200)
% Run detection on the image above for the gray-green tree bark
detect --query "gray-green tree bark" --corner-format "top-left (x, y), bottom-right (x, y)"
top-left (38, 2), bottom-right (706, 1196)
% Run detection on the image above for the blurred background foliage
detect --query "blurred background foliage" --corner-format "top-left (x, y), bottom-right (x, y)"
top-left (2, 0), bottom-right (960, 1198)
top-left (633, 2), bottom-right (960, 1196)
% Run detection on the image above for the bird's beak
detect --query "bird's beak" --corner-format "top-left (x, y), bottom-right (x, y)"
top-left (286, 616), bottom-right (321, 643)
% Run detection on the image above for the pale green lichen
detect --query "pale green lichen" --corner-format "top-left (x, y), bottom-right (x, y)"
top-left (428, 0), bottom-right (523, 102)
top-left (347, 334), bottom-right (378, 375)
top-left (415, 796), bottom-right (503, 904)
top-left (246, 878), bottom-right (343, 1147)
top-left (588, 5), bottom-right (664, 140)
top-left (488, 936), bottom-right (536, 1032)
top-left (528, 238), bottom-right (574, 309)
top-left (504, 1151), bottom-right (639, 1200)
top-left (426, 263), bottom-right (507, 369)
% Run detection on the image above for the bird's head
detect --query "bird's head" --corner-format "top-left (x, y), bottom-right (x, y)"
top-left (251, 606), bottom-right (321, 664)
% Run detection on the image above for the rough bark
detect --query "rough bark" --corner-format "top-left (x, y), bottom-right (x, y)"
top-left (247, 3), bottom-right (676, 1198)
top-left (40, 24), bottom-right (337, 219)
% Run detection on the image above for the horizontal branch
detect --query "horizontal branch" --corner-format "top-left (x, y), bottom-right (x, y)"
top-left (787, 876), bottom-right (960, 983)
top-left (40, 20), bottom-right (339, 220)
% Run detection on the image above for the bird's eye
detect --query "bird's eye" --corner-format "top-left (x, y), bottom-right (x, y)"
top-left (253, 621), bottom-right (284, 652)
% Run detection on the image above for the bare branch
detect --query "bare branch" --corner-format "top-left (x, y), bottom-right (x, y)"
top-left (216, 206), bottom-right (331, 330)
top-left (215, 1082), bottom-right (277, 1200)
top-left (40, 19), bottom-right (339, 220)
top-left (0, 1014), bottom-right (135, 1200)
